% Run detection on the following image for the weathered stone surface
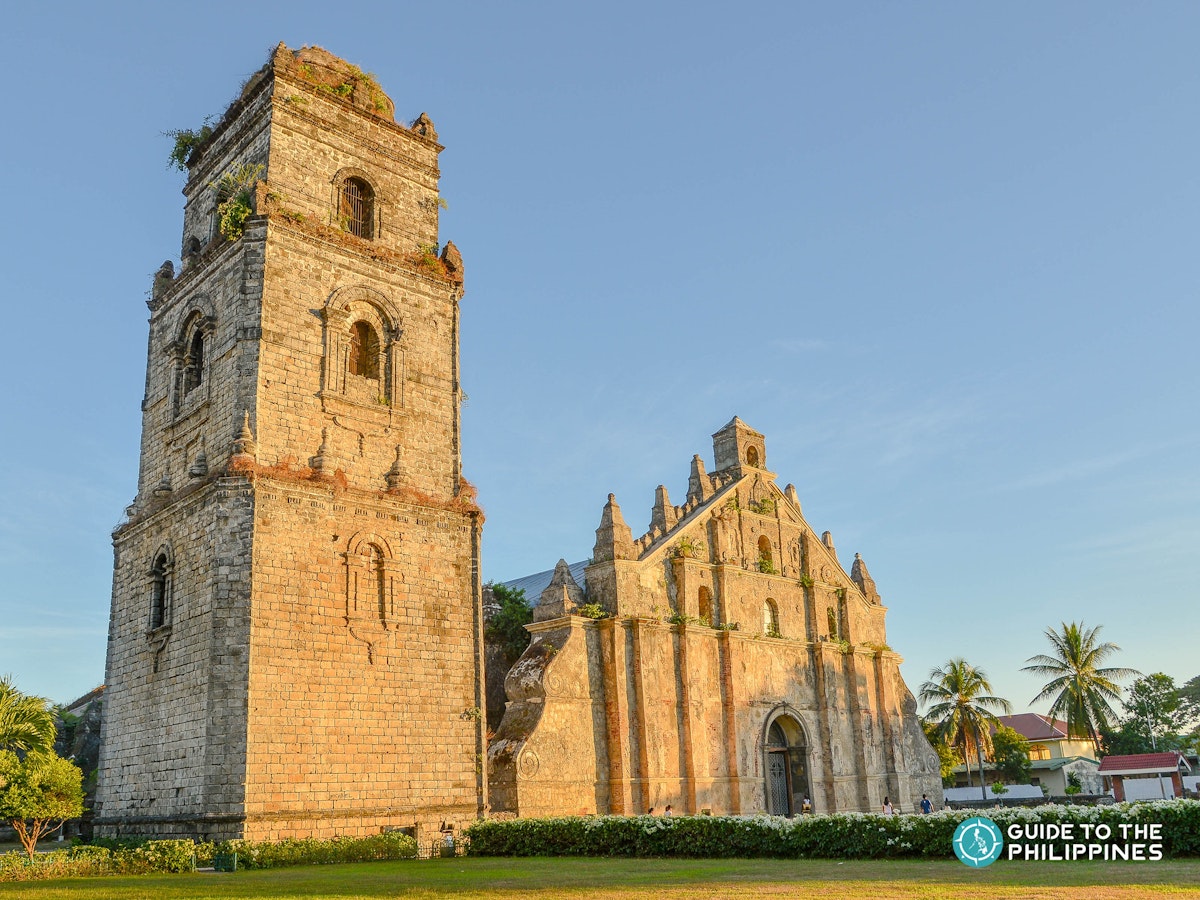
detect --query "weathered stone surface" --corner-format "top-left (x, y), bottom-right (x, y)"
top-left (96, 44), bottom-right (485, 842)
top-left (488, 419), bottom-right (943, 817)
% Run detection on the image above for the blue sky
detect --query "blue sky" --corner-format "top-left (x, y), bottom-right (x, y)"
top-left (0, 3), bottom-right (1196, 716)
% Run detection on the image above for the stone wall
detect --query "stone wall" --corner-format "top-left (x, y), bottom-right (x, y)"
top-left (488, 418), bottom-right (943, 818)
top-left (98, 44), bottom-right (483, 840)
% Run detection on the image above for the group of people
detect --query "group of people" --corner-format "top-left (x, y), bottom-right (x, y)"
top-left (881, 793), bottom-right (936, 815)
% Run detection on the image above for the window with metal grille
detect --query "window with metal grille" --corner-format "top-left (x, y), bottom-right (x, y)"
top-left (348, 321), bottom-right (380, 379)
top-left (340, 177), bottom-right (374, 238)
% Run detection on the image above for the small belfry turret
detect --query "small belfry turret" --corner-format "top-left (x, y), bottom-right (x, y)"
top-left (97, 44), bottom-right (485, 841)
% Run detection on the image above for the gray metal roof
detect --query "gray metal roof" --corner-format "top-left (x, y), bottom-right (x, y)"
top-left (501, 560), bottom-right (590, 607)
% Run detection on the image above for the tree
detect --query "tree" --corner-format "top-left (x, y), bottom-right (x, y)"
top-left (485, 583), bottom-right (532, 665)
top-left (1122, 673), bottom-right (1187, 749)
top-left (0, 674), bottom-right (56, 755)
top-left (1177, 675), bottom-right (1200, 728)
top-left (1022, 622), bottom-right (1139, 748)
top-left (991, 725), bottom-right (1032, 784)
top-left (0, 750), bottom-right (85, 858)
top-left (922, 720), bottom-right (961, 787)
top-left (919, 658), bottom-right (1012, 800)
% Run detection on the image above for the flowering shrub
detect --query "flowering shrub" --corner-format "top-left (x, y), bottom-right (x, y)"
top-left (465, 800), bottom-right (1200, 859)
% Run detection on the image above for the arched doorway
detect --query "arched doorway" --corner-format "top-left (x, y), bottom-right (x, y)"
top-left (765, 715), bottom-right (811, 817)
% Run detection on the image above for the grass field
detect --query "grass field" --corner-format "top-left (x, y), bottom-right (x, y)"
top-left (1, 856), bottom-right (1199, 899)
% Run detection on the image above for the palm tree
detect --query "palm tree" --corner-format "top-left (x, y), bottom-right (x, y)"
top-left (1022, 621), bottom-right (1139, 749)
top-left (919, 658), bottom-right (1012, 801)
top-left (0, 674), bottom-right (56, 755)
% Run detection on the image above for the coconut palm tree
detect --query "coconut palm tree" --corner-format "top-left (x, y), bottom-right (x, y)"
top-left (1022, 621), bottom-right (1139, 749)
top-left (0, 674), bottom-right (55, 755)
top-left (919, 658), bottom-right (1012, 801)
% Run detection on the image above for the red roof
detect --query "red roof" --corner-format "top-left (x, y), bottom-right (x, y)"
top-left (1098, 752), bottom-right (1189, 774)
top-left (995, 713), bottom-right (1071, 741)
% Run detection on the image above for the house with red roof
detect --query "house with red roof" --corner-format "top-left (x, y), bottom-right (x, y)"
top-left (1098, 752), bottom-right (1191, 801)
top-left (992, 714), bottom-right (1102, 796)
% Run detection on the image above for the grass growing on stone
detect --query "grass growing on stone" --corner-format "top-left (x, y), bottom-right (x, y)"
top-left (2, 856), bottom-right (1199, 899)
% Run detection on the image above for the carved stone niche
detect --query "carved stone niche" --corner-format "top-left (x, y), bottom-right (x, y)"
top-left (343, 531), bottom-right (404, 663)
top-left (319, 285), bottom-right (405, 428)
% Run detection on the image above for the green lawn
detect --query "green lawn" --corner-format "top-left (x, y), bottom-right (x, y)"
top-left (2, 856), bottom-right (1199, 899)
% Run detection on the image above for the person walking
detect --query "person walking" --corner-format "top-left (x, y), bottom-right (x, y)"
top-left (882, 797), bottom-right (894, 816)
top-left (920, 793), bottom-right (933, 814)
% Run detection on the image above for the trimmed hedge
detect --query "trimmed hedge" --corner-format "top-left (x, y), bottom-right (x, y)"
top-left (0, 831), bottom-right (418, 882)
top-left (465, 800), bottom-right (1200, 859)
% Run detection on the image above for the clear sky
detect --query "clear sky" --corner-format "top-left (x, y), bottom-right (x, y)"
top-left (0, 3), bottom-right (1196, 717)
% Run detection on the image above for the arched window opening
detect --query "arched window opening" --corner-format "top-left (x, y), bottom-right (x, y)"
top-left (826, 606), bottom-right (839, 639)
top-left (149, 552), bottom-right (171, 630)
top-left (340, 177), bottom-right (374, 239)
top-left (348, 321), bottom-right (380, 379)
top-left (183, 330), bottom-right (205, 394)
top-left (698, 586), bottom-right (713, 625)
top-left (763, 599), bottom-right (780, 637)
top-left (766, 715), bottom-right (811, 817)
top-left (746, 445), bottom-right (760, 466)
top-left (757, 535), bottom-right (775, 574)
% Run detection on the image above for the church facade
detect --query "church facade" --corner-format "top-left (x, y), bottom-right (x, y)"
top-left (95, 45), bottom-right (486, 841)
top-left (488, 418), bottom-right (942, 816)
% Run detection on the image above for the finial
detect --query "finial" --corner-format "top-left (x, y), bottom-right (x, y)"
top-left (231, 410), bottom-right (257, 461)
top-left (386, 445), bottom-right (404, 490)
top-left (310, 428), bottom-right (331, 477)
top-left (189, 441), bottom-right (209, 478)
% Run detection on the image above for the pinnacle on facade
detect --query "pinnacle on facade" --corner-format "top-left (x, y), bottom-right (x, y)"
top-left (593, 493), bottom-right (636, 562)
top-left (687, 454), bottom-right (710, 504)
top-left (851, 553), bottom-right (881, 605)
top-left (533, 559), bottom-right (587, 622)
top-left (651, 484), bottom-right (677, 534)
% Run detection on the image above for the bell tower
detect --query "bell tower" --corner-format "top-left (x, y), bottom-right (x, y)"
top-left (96, 44), bottom-right (485, 841)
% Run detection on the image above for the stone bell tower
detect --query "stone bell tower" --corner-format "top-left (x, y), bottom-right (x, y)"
top-left (96, 44), bottom-right (485, 840)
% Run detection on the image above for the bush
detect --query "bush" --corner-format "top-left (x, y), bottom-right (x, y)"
top-left (0, 831), bottom-right (417, 881)
top-left (466, 801), bottom-right (1200, 859)
top-left (220, 831), bottom-right (417, 869)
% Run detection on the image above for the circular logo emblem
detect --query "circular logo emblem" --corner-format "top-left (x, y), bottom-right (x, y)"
top-left (953, 816), bottom-right (1004, 868)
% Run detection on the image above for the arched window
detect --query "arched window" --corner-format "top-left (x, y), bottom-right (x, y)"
top-left (746, 445), bottom-right (760, 466)
top-left (340, 177), bottom-right (374, 239)
top-left (149, 550), bottom-right (172, 630)
top-left (183, 329), bottom-right (205, 394)
top-left (698, 586), bottom-right (713, 624)
top-left (348, 321), bottom-right (380, 379)
top-left (763, 598), bottom-right (780, 637)
top-left (757, 535), bottom-right (775, 574)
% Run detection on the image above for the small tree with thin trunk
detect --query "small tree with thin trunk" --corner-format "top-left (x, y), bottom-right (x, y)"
top-left (0, 750), bottom-right (85, 858)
